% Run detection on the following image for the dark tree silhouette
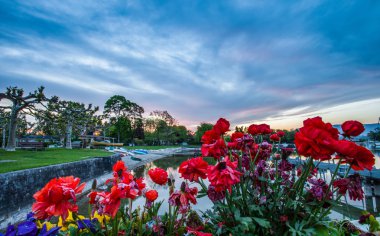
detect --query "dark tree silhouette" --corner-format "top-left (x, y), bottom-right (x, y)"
top-left (0, 86), bottom-right (55, 151)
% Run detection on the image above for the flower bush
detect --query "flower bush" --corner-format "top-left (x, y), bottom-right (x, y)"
top-left (1, 117), bottom-right (376, 235)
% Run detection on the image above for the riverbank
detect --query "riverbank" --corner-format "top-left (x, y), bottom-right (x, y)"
top-left (0, 147), bottom-right (197, 229)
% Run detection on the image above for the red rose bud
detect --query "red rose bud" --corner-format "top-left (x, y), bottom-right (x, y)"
top-left (341, 120), bottom-right (365, 137)
top-left (145, 189), bottom-right (158, 202)
top-left (277, 130), bottom-right (285, 138)
top-left (280, 215), bottom-right (288, 222)
top-left (270, 134), bottom-right (280, 142)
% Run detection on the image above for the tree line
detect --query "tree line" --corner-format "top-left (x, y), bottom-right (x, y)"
top-left (0, 86), bottom-right (298, 152)
top-left (0, 86), bottom-right (207, 151)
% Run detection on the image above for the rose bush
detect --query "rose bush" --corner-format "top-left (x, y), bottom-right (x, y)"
top-left (2, 117), bottom-right (376, 236)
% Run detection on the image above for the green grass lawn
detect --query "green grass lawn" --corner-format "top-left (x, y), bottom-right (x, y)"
top-left (0, 146), bottom-right (199, 173)
top-left (0, 148), bottom-right (111, 174)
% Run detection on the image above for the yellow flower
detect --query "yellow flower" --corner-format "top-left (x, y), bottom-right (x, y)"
top-left (58, 211), bottom-right (85, 231)
top-left (36, 221), bottom-right (56, 230)
top-left (91, 211), bottom-right (110, 226)
top-left (43, 222), bottom-right (57, 231)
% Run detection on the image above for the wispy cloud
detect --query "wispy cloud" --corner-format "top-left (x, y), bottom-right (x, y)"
top-left (1, 0), bottom-right (379, 129)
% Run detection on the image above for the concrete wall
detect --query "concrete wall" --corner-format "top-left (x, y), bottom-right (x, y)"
top-left (0, 154), bottom-right (121, 215)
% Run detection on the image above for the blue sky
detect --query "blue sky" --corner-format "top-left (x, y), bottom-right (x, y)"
top-left (1, 0), bottom-right (380, 129)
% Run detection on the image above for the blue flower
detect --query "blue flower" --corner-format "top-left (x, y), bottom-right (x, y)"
top-left (38, 224), bottom-right (60, 236)
top-left (26, 213), bottom-right (35, 222)
top-left (77, 219), bottom-right (97, 233)
top-left (5, 225), bottom-right (16, 236)
top-left (16, 221), bottom-right (37, 236)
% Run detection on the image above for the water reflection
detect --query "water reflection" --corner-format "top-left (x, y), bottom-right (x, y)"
top-left (130, 155), bottom-right (213, 215)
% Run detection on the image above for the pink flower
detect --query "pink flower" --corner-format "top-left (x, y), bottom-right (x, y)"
top-left (207, 185), bottom-right (225, 202)
top-left (307, 178), bottom-right (331, 202)
top-left (169, 182), bottom-right (198, 210)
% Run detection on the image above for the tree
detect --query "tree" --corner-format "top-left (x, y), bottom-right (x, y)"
top-left (46, 100), bottom-right (99, 149)
top-left (194, 123), bottom-right (213, 144)
top-left (171, 125), bottom-right (189, 144)
top-left (368, 128), bottom-right (380, 142)
top-left (0, 86), bottom-right (53, 151)
top-left (145, 110), bottom-right (178, 145)
top-left (0, 108), bottom-right (9, 149)
top-left (104, 95), bottom-right (144, 144)
top-left (150, 110), bottom-right (176, 126)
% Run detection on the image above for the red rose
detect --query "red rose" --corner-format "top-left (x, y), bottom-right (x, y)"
top-left (201, 129), bottom-right (219, 144)
top-left (208, 156), bottom-right (242, 192)
top-left (248, 124), bottom-right (259, 135)
top-left (257, 124), bottom-right (271, 135)
top-left (201, 138), bottom-right (227, 159)
top-left (270, 134), bottom-right (280, 142)
top-left (227, 132), bottom-right (245, 150)
top-left (145, 189), bottom-right (158, 202)
top-left (213, 118), bottom-right (230, 135)
top-left (32, 176), bottom-right (85, 220)
top-left (230, 132), bottom-right (244, 142)
top-left (295, 117), bottom-right (339, 161)
top-left (201, 129), bottom-right (227, 159)
top-left (277, 130), bottom-right (285, 138)
top-left (179, 157), bottom-right (208, 182)
top-left (341, 120), bottom-right (365, 137)
top-left (333, 140), bottom-right (375, 171)
top-left (148, 168), bottom-right (168, 185)
top-left (112, 160), bottom-right (128, 179)
top-left (248, 124), bottom-right (271, 135)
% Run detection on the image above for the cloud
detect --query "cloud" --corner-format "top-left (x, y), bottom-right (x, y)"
top-left (0, 0), bottom-right (379, 130)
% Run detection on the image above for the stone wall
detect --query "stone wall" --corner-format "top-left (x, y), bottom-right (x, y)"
top-left (0, 154), bottom-right (121, 216)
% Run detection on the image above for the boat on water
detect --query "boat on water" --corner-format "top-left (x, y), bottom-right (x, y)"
top-left (131, 149), bottom-right (149, 155)
top-left (91, 141), bottom-right (124, 147)
top-left (105, 147), bottom-right (143, 161)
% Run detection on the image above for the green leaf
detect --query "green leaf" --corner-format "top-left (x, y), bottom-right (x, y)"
top-left (252, 217), bottom-right (270, 228)
top-left (314, 224), bottom-right (330, 236)
top-left (197, 192), bottom-right (208, 198)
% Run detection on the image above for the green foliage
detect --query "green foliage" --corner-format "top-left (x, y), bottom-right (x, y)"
top-left (104, 95), bottom-right (144, 144)
top-left (194, 123), bottom-right (213, 144)
top-left (144, 111), bottom-right (191, 145)
top-left (368, 128), bottom-right (380, 141)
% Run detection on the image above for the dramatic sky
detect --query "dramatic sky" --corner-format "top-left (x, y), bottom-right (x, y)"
top-left (1, 0), bottom-right (380, 129)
